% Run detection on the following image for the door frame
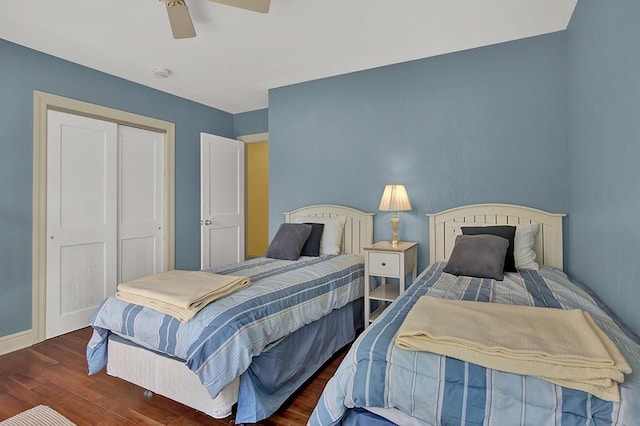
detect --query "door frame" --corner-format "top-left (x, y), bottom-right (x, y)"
top-left (236, 132), bottom-right (268, 144)
top-left (32, 91), bottom-right (175, 344)
top-left (237, 132), bottom-right (269, 258)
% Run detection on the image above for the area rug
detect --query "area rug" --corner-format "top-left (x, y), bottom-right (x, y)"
top-left (0, 405), bottom-right (76, 426)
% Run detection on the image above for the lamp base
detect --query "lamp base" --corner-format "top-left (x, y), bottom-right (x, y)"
top-left (390, 212), bottom-right (400, 246)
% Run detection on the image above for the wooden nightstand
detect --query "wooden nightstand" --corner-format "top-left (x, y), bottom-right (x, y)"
top-left (364, 241), bottom-right (418, 327)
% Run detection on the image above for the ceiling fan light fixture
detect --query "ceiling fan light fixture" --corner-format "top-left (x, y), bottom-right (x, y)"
top-left (153, 68), bottom-right (173, 79)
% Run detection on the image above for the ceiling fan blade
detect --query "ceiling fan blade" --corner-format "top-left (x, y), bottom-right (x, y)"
top-left (209, 0), bottom-right (270, 14)
top-left (165, 0), bottom-right (197, 39)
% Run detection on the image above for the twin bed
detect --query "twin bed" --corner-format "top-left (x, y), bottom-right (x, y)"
top-left (310, 204), bottom-right (640, 425)
top-left (86, 203), bottom-right (640, 425)
top-left (87, 204), bottom-right (373, 423)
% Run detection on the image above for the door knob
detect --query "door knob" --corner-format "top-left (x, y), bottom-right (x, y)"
top-left (203, 219), bottom-right (212, 225)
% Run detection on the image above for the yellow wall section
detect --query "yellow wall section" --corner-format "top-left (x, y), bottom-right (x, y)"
top-left (246, 141), bottom-right (269, 258)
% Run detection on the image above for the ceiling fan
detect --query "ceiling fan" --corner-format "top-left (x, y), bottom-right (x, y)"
top-left (164, 0), bottom-right (270, 39)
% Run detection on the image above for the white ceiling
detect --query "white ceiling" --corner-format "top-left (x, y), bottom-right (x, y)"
top-left (0, 0), bottom-right (577, 114)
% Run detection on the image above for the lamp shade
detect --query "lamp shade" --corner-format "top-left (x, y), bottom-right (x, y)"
top-left (378, 184), bottom-right (412, 212)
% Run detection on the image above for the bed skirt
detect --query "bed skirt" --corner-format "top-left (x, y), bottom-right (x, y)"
top-left (237, 298), bottom-right (364, 423)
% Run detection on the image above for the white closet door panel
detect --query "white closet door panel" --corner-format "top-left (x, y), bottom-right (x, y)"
top-left (118, 125), bottom-right (164, 283)
top-left (200, 133), bottom-right (245, 269)
top-left (120, 237), bottom-right (156, 283)
top-left (59, 242), bottom-right (107, 314)
top-left (46, 110), bottom-right (118, 339)
top-left (58, 129), bottom-right (110, 226)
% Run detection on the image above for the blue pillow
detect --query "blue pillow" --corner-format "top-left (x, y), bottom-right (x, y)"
top-left (265, 223), bottom-right (312, 260)
top-left (461, 225), bottom-right (516, 272)
top-left (444, 234), bottom-right (510, 281)
top-left (300, 223), bottom-right (324, 257)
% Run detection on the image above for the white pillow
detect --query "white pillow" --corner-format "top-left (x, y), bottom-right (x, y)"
top-left (453, 222), bottom-right (540, 270)
top-left (514, 223), bottom-right (539, 270)
top-left (293, 215), bottom-right (347, 255)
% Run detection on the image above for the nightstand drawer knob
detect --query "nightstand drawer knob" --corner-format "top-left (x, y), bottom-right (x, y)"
top-left (381, 262), bottom-right (386, 266)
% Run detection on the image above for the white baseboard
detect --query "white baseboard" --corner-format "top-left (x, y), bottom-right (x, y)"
top-left (0, 329), bottom-right (33, 356)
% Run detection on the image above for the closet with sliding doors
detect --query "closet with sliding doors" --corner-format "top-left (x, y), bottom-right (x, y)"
top-left (45, 110), bottom-right (165, 338)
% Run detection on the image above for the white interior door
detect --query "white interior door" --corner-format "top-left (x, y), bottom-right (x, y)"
top-left (118, 125), bottom-right (165, 283)
top-left (200, 133), bottom-right (245, 269)
top-left (46, 110), bottom-right (118, 339)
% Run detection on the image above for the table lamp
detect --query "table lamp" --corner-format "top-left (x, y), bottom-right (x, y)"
top-left (378, 184), bottom-right (412, 246)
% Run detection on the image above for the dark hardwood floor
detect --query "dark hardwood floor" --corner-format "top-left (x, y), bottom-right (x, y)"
top-left (0, 327), bottom-right (347, 425)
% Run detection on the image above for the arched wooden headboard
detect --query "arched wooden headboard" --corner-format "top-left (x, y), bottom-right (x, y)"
top-left (284, 205), bottom-right (374, 255)
top-left (427, 204), bottom-right (565, 269)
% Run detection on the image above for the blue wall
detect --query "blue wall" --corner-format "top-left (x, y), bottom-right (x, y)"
top-left (567, 0), bottom-right (640, 335)
top-left (269, 32), bottom-right (568, 272)
top-left (233, 108), bottom-right (268, 138)
top-left (0, 39), bottom-right (234, 337)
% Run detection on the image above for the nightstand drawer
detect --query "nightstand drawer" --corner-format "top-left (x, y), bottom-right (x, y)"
top-left (368, 252), bottom-right (400, 276)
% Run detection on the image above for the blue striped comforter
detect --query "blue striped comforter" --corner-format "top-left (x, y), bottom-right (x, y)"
top-left (310, 263), bottom-right (640, 426)
top-left (86, 254), bottom-right (364, 399)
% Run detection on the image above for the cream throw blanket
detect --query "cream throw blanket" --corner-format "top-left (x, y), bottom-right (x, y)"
top-left (116, 270), bottom-right (251, 322)
top-left (395, 296), bottom-right (631, 401)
